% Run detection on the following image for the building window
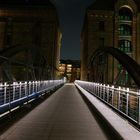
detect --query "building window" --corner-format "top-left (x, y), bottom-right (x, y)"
top-left (119, 7), bottom-right (132, 21)
top-left (99, 21), bottom-right (105, 31)
top-left (119, 40), bottom-right (132, 53)
top-left (5, 18), bottom-right (13, 46)
top-left (118, 24), bottom-right (132, 36)
top-left (32, 21), bottom-right (41, 45)
top-left (99, 37), bottom-right (104, 47)
top-left (98, 54), bottom-right (106, 65)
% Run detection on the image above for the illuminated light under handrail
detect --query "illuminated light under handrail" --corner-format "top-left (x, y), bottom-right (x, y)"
top-left (75, 80), bottom-right (140, 126)
top-left (0, 79), bottom-right (65, 117)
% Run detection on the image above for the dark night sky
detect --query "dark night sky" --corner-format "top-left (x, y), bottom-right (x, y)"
top-left (50, 0), bottom-right (95, 60)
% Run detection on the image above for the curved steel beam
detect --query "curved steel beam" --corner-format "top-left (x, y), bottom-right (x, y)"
top-left (89, 47), bottom-right (140, 87)
top-left (0, 44), bottom-right (41, 65)
top-left (0, 44), bottom-right (42, 81)
top-left (0, 44), bottom-right (40, 57)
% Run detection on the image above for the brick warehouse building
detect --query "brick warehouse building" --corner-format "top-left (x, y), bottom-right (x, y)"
top-left (58, 59), bottom-right (80, 82)
top-left (0, 0), bottom-right (61, 81)
top-left (81, 0), bottom-right (140, 86)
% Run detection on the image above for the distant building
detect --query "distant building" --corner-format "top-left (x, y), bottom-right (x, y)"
top-left (81, 0), bottom-right (140, 86)
top-left (0, 0), bottom-right (61, 81)
top-left (58, 59), bottom-right (80, 82)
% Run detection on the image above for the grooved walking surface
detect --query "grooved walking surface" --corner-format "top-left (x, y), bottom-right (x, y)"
top-left (0, 83), bottom-right (109, 140)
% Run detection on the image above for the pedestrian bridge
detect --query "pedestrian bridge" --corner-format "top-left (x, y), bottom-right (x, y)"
top-left (0, 81), bottom-right (140, 140)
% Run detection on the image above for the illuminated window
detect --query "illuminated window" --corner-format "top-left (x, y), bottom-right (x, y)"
top-left (67, 64), bottom-right (72, 67)
top-left (119, 7), bottom-right (132, 21)
top-left (119, 40), bottom-right (132, 53)
top-left (118, 24), bottom-right (132, 36)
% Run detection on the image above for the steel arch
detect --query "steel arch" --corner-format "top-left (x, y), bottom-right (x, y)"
top-left (0, 44), bottom-right (48, 81)
top-left (89, 47), bottom-right (140, 87)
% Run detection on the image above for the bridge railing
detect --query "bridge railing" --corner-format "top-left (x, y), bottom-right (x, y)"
top-left (0, 79), bottom-right (64, 117)
top-left (75, 80), bottom-right (140, 126)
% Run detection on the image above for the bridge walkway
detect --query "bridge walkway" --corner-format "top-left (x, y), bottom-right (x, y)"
top-left (0, 83), bottom-right (119, 140)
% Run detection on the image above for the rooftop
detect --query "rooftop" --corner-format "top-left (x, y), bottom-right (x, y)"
top-left (88, 0), bottom-right (116, 11)
top-left (0, 0), bottom-right (54, 6)
top-left (88, 0), bottom-right (140, 11)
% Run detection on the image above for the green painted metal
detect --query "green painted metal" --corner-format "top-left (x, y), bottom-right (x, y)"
top-left (89, 47), bottom-right (140, 87)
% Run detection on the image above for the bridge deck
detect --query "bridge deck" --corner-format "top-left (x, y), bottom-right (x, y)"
top-left (0, 83), bottom-right (111, 140)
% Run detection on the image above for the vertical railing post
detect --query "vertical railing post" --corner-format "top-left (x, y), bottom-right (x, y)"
top-left (8, 82), bottom-right (11, 112)
top-left (98, 83), bottom-right (99, 96)
top-left (111, 85), bottom-right (114, 105)
top-left (103, 84), bottom-right (105, 100)
top-left (101, 84), bottom-right (103, 99)
top-left (29, 81), bottom-right (31, 95)
top-left (38, 81), bottom-right (40, 92)
top-left (35, 81), bottom-right (37, 93)
top-left (97, 83), bottom-right (99, 95)
top-left (100, 84), bottom-right (102, 98)
top-left (37, 81), bottom-right (39, 92)
top-left (97, 83), bottom-right (98, 96)
top-left (118, 86), bottom-right (121, 110)
top-left (32, 81), bottom-right (34, 93)
top-left (94, 83), bottom-right (96, 94)
top-left (107, 85), bottom-right (110, 103)
top-left (19, 82), bottom-right (21, 99)
top-left (0, 84), bottom-right (3, 105)
top-left (25, 82), bottom-right (27, 97)
top-left (98, 84), bottom-right (101, 97)
top-left (89, 83), bottom-right (91, 92)
top-left (4, 82), bottom-right (7, 104)
top-left (13, 82), bottom-right (15, 101)
top-left (138, 90), bottom-right (140, 125)
top-left (88, 83), bottom-right (89, 92)
top-left (126, 88), bottom-right (129, 115)
top-left (92, 83), bottom-right (94, 93)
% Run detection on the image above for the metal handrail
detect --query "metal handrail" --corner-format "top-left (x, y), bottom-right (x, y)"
top-left (75, 80), bottom-right (140, 126)
top-left (0, 79), bottom-right (64, 117)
